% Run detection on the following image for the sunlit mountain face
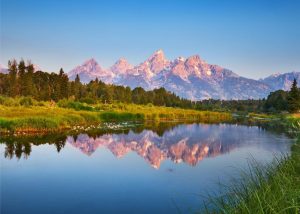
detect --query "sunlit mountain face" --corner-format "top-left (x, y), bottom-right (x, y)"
top-left (67, 50), bottom-right (300, 100)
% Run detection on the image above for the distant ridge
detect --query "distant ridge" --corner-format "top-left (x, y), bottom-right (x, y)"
top-left (67, 50), bottom-right (299, 100)
top-left (2, 51), bottom-right (298, 100)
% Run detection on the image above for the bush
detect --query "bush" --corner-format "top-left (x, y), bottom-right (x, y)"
top-left (0, 96), bottom-right (5, 105)
top-left (19, 97), bottom-right (33, 107)
top-left (79, 97), bottom-right (96, 104)
top-left (3, 97), bottom-right (20, 106)
top-left (0, 118), bottom-right (15, 130)
top-left (99, 112), bottom-right (144, 121)
top-left (57, 99), bottom-right (94, 111)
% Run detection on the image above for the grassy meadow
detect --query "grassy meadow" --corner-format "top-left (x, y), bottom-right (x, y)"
top-left (1, 96), bottom-right (299, 213)
top-left (0, 97), bottom-right (231, 134)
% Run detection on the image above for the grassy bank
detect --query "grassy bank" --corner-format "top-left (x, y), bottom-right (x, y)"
top-left (203, 116), bottom-right (300, 213)
top-left (0, 103), bottom-right (231, 134)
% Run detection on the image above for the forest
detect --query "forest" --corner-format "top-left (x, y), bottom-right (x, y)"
top-left (0, 59), bottom-right (299, 113)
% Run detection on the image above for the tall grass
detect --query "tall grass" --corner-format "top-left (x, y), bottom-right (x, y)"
top-left (0, 105), bottom-right (100, 132)
top-left (203, 156), bottom-right (299, 213)
top-left (202, 117), bottom-right (300, 214)
top-left (0, 100), bottom-right (231, 133)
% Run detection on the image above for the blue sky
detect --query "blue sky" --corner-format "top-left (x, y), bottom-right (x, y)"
top-left (1, 0), bottom-right (299, 79)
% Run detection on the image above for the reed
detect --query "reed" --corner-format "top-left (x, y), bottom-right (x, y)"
top-left (0, 101), bottom-right (231, 133)
top-left (202, 116), bottom-right (300, 214)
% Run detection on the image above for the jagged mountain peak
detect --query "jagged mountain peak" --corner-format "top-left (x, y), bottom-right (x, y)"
top-left (85, 57), bottom-right (97, 63)
top-left (149, 49), bottom-right (165, 59)
top-left (114, 58), bottom-right (131, 67)
top-left (185, 55), bottom-right (203, 65)
top-left (82, 58), bottom-right (100, 67)
top-left (67, 51), bottom-right (298, 100)
top-left (146, 49), bottom-right (170, 73)
top-left (174, 57), bottom-right (186, 63)
top-left (68, 58), bottom-right (114, 83)
top-left (116, 57), bottom-right (128, 63)
top-left (260, 71), bottom-right (300, 91)
top-left (111, 58), bottom-right (133, 74)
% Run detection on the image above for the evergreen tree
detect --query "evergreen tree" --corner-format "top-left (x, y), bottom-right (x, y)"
top-left (74, 74), bottom-right (81, 99)
top-left (264, 90), bottom-right (288, 112)
top-left (8, 59), bottom-right (18, 97)
top-left (287, 78), bottom-right (300, 113)
top-left (0, 74), bottom-right (7, 94)
top-left (24, 61), bottom-right (35, 96)
top-left (59, 68), bottom-right (69, 99)
top-left (18, 59), bottom-right (26, 95)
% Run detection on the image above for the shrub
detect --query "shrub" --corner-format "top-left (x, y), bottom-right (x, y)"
top-left (2, 97), bottom-right (20, 107)
top-left (19, 97), bottom-right (33, 107)
top-left (99, 112), bottom-right (144, 121)
top-left (79, 97), bottom-right (96, 104)
top-left (57, 99), bottom-right (94, 111)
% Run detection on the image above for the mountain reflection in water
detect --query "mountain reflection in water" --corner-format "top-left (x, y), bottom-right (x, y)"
top-left (1, 123), bottom-right (290, 169)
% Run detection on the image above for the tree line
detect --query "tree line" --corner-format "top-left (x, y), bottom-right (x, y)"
top-left (0, 59), bottom-right (299, 113)
top-left (0, 59), bottom-right (194, 107)
top-left (264, 79), bottom-right (300, 113)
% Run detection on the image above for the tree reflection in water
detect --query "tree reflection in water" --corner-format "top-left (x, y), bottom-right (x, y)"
top-left (0, 122), bottom-right (288, 168)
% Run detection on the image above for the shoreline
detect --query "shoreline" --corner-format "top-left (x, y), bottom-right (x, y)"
top-left (0, 105), bottom-right (232, 135)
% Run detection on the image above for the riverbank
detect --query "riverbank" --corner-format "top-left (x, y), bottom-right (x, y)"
top-left (0, 104), bottom-right (231, 134)
top-left (1, 101), bottom-right (299, 212)
top-left (203, 115), bottom-right (300, 213)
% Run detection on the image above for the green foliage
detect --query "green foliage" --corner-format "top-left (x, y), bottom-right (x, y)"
top-left (264, 90), bottom-right (288, 112)
top-left (202, 116), bottom-right (300, 214)
top-left (57, 99), bottom-right (94, 111)
top-left (79, 97), bottom-right (97, 104)
top-left (287, 79), bottom-right (300, 113)
top-left (0, 100), bottom-right (231, 133)
top-left (203, 156), bottom-right (300, 213)
top-left (0, 59), bottom-right (216, 110)
top-left (99, 112), bottom-right (144, 121)
top-left (3, 58), bottom-right (298, 114)
top-left (19, 97), bottom-right (33, 107)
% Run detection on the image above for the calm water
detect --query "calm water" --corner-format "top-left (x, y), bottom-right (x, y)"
top-left (0, 123), bottom-right (292, 214)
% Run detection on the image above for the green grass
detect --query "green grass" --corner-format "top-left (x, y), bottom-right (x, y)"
top-left (0, 102), bottom-right (231, 133)
top-left (202, 116), bottom-right (300, 214)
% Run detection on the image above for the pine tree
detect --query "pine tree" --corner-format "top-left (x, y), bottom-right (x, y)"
top-left (8, 59), bottom-right (18, 97)
top-left (18, 59), bottom-right (26, 95)
top-left (24, 61), bottom-right (35, 96)
top-left (74, 74), bottom-right (81, 99)
top-left (59, 68), bottom-right (68, 99)
top-left (287, 78), bottom-right (300, 113)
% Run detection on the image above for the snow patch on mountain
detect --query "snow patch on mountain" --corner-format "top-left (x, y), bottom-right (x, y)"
top-left (67, 50), bottom-right (299, 100)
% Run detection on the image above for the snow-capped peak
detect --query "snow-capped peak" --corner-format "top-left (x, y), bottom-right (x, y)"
top-left (146, 49), bottom-right (170, 73)
top-left (272, 72), bottom-right (281, 77)
top-left (110, 58), bottom-right (133, 74)
top-left (176, 57), bottom-right (186, 62)
top-left (0, 64), bottom-right (8, 74)
top-left (68, 58), bottom-right (114, 83)
top-left (33, 64), bottom-right (42, 72)
top-left (67, 51), bottom-right (299, 100)
top-left (82, 58), bottom-right (99, 68)
top-left (150, 49), bottom-right (164, 58)
top-left (185, 55), bottom-right (203, 65)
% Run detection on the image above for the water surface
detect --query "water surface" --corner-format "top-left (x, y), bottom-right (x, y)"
top-left (0, 123), bottom-right (292, 214)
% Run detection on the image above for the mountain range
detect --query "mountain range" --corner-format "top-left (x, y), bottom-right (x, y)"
top-left (0, 64), bottom-right (8, 74)
top-left (67, 50), bottom-right (299, 100)
top-left (2, 51), bottom-right (299, 100)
